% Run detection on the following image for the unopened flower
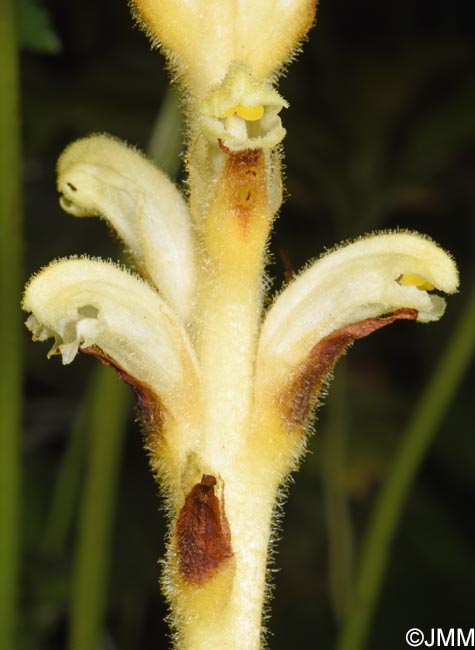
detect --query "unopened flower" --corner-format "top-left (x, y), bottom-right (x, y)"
top-left (132, 0), bottom-right (317, 96)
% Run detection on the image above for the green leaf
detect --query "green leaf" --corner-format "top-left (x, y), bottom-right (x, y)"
top-left (19, 0), bottom-right (61, 54)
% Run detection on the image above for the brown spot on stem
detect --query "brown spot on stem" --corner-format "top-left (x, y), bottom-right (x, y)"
top-left (81, 346), bottom-right (163, 438)
top-left (224, 148), bottom-right (265, 233)
top-left (281, 308), bottom-right (418, 429)
top-left (176, 474), bottom-right (233, 586)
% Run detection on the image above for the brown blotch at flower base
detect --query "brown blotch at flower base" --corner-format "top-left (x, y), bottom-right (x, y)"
top-left (176, 474), bottom-right (233, 586)
top-left (82, 346), bottom-right (163, 435)
top-left (283, 308), bottom-right (419, 429)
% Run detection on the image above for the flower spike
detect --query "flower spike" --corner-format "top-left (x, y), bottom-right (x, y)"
top-left (23, 1), bottom-right (460, 648)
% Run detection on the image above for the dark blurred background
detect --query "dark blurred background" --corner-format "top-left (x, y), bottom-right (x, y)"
top-left (21, 0), bottom-right (474, 648)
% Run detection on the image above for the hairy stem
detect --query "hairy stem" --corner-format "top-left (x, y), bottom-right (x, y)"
top-left (162, 136), bottom-right (277, 648)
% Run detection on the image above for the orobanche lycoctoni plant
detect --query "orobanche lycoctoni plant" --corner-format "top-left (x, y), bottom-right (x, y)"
top-left (23, 1), bottom-right (458, 648)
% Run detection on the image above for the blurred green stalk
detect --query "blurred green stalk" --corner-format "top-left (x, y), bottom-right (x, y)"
top-left (69, 367), bottom-right (130, 650)
top-left (42, 389), bottom-right (91, 555)
top-left (0, 0), bottom-right (22, 647)
top-left (147, 86), bottom-right (184, 174)
top-left (67, 89), bottom-right (182, 649)
top-left (322, 362), bottom-right (354, 622)
top-left (337, 290), bottom-right (475, 650)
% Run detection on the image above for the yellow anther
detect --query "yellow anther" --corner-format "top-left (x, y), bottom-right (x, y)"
top-left (236, 104), bottom-right (264, 121)
top-left (399, 274), bottom-right (435, 291)
top-left (217, 104), bottom-right (264, 121)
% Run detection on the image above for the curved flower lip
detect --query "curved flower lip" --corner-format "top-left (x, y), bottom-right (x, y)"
top-left (132, 0), bottom-right (317, 95)
top-left (200, 62), bottom-right (287, 151)
top-left (57, 134), bottom-right (196, 322)
top-left (22, 257), bottom-right (200, 416)
top-left (255, 231), bottom-right (459, 396)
